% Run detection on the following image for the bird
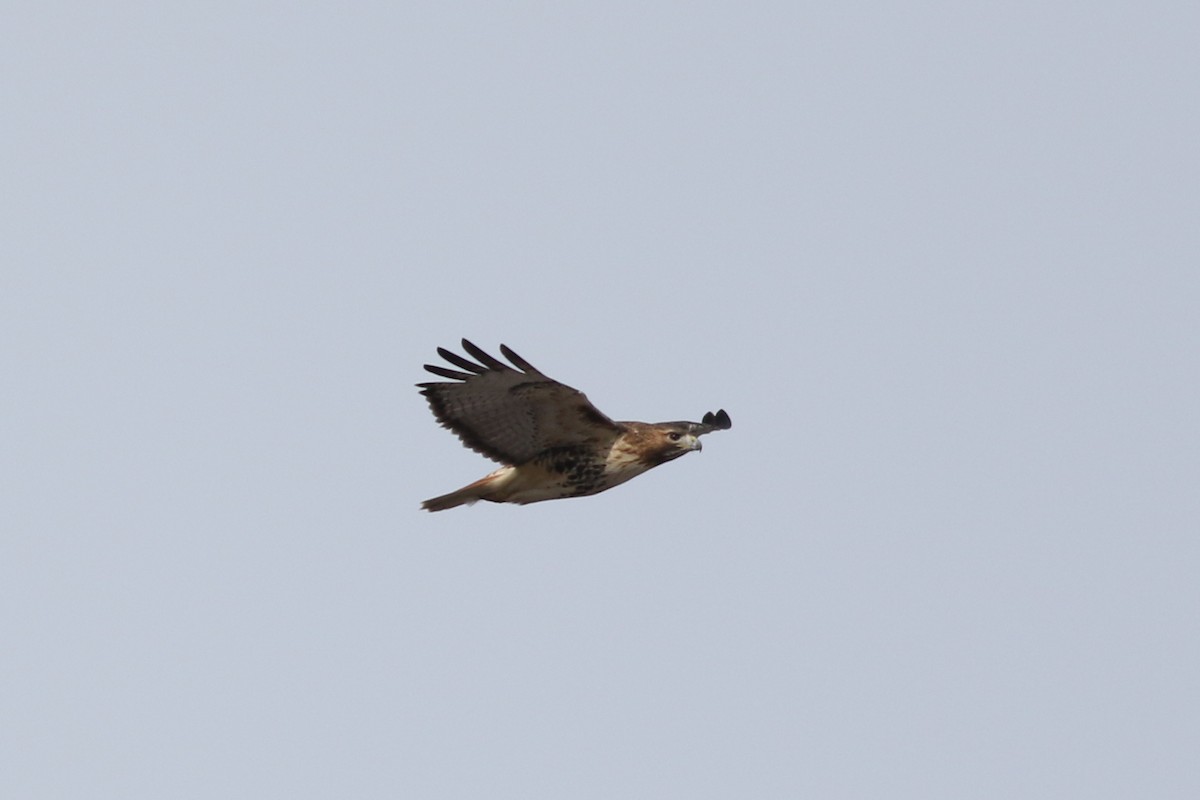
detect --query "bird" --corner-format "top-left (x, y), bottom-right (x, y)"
top-left (417, 339), bottom-right (731, 511)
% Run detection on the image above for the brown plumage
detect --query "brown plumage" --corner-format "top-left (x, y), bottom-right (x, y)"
top-left (418, 340), bottom-right (732, 511)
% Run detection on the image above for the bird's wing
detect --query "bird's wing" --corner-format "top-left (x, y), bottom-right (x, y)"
top-left (418, 339), bottom-right (624, 464)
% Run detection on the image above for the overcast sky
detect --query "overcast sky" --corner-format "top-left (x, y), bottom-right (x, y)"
top-left (3, 2), bottom-right (1198, 798)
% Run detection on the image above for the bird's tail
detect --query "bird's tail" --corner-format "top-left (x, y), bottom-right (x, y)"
top-left (421, 470), bottom-right (506, 512)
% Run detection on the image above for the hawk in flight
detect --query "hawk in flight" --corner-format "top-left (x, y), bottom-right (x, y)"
top-left (418, 340), bottom-right (731, 511)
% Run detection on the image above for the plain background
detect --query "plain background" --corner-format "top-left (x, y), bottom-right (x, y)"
top-left (3, 2), bottom-right (1198, 798)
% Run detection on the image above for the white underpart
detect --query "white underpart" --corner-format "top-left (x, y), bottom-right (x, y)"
top-left (481, 433), bottom-right (700, 505)
top-left (605, 443), bottom-right (644, 471)
top-left (601, 445), bottom-right (654, 489)
top-left (482, 463), bottom-right (576, 505)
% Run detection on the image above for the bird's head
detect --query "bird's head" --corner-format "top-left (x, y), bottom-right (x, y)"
top-left (630, 410), bottom-right (731, 467)
top-left (652, 424), bottom-right (704, 462)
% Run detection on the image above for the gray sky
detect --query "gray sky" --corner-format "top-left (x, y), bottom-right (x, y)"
top-left (4, 2), bottom-right (1198, 798)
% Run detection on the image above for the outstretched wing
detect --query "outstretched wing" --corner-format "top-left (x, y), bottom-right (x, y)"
top-left (418, 339), bottom-right (623, 464)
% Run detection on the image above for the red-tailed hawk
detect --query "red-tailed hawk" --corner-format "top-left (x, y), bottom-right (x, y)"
top-left (418, 340), bottom-right (732, 511)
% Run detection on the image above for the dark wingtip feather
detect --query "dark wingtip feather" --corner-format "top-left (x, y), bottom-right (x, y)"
top-left (499, 344), bottom-right (537, 373)
top-left (438, 347), bottom-right (488, 374)
top-left (460, 339), bottom-right (509, 370)
top-left (702, 409), bottom-right (732, 430)
top-left (423, 364), bottom-right (475, 381)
